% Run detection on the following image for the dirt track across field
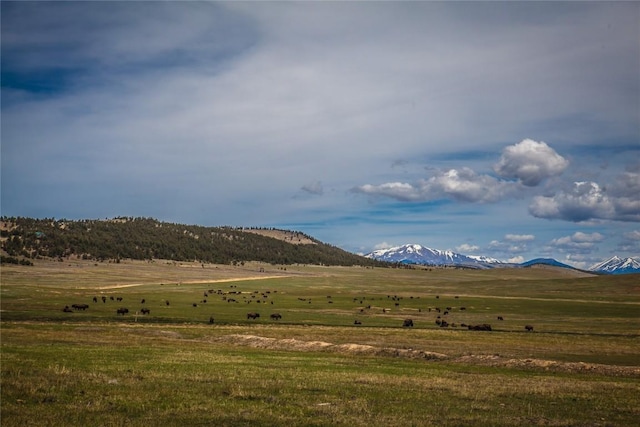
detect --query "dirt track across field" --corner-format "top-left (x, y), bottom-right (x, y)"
top-left (93, 276), bottom-right (291, 290)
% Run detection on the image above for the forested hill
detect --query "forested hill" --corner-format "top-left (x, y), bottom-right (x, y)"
top-left (0, 217), bottom-right (381, 267)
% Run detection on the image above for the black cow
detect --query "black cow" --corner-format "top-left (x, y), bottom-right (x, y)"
top-left (402, 319), bottom-right (414, 327)
top-left (525, 325), bottom-right (534, 332)
top-left (117, 307), bottom-right (129, 315)
top-left (62, 306), bottom-right (73, 313)
top-left (72, 303), bottom-right (89, 311)
top-left (93, 297), bottom-right (98, 303)
top-left (354, 320), bottom-right (362, 325)
top-left (497, 316), bottom-right (504, 321)
top-left (140, 308), bottom-right (150, 315)
top-left (247, 312), bottom-right (260, 320)
top-left (270, 313), bottom-right (282, 320)
top-left (209, 316), bottom-right (215, 324)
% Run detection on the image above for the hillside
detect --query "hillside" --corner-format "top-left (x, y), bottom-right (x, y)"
top-left (0, 217), bottom-right (381, 267)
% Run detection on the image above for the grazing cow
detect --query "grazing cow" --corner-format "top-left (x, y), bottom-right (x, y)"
top-left (141, 299), bottom-right (146, 304)
top-left (497, 316), bottom-right (504, 321)
top-left (165, 301), bottom-right (170, 306)
top-left (72, 303), bottom-right (89, 311)
top-left (468, 324), bottom-right (492, 331)
top-left (93, 297), bottom-right (98, 303)
top-left (209, 316), bottom-right (215, 324)
top-left (402, 319), bottom-right (414, 327)
top-left (101, 296), bottom-right (107, 303)
top-left (525, 325), bottom-right (534, 332)
top-left (117, 307), bottom-right (129, 316)
top-left (354, 320), bottom-right (362, 325)
top-left (247, 312), bottom-right (260, 320)
top-left (116, 297), bottom-right (123, 302)
top-left (440, 320), bottom-right (449, 327)
top-left (270, 313), bottom-right (282, 320)
top-left (192, 303), bottom-right (198, 307)
top-left (63, 306), bottom-right (73, 313)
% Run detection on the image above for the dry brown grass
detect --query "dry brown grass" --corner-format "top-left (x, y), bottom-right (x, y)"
top-left (241, 228), bottom-right (316, 244)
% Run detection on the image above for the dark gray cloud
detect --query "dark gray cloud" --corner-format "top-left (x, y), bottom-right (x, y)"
top-left (301, 181), bottom-right (324, 196)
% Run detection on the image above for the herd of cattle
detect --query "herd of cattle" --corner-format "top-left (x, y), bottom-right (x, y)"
top-left (61, 287), bottom-right (535, 332)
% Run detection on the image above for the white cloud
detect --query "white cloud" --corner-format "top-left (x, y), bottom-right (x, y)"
top-left (373, 242), bottom-right (394, 250)
top-left (504, 234), bottom-right (535, 242)
top-left (618, 230), bottom-right (640, 253)
top-left (623, 230), bottom-right (640, 241)
top-left (456, 243), bottom-right (479, 253)
top-left (548, 231), bottom-right (604, 253)
top-left (493, 139), bottom-right (568, 186)
top-left (353, 167), bottom-right (518, 203)
top-left (507, 255), bottom-right (524, 264)
top-left (487, 239), bottom-right (530, 254)
top-left (529, 179), bottom-right (640, 222)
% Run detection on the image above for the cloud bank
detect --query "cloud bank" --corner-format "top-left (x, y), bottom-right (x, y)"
top-left (2, 1), bottom-right (638, 266)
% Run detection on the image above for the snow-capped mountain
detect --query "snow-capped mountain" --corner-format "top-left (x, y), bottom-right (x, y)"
top-left (589, 256), bottom-right (640, 275)
top-left (365, 244), bottom-right (504, 268)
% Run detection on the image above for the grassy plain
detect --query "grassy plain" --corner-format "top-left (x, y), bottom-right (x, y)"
top-left (1, 259), bottom-right (639, 426)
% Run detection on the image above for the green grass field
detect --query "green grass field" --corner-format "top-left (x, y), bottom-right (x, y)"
top-left (1, 259), bottom-right (639, 426)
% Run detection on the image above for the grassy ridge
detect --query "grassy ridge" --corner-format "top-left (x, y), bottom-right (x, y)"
top-left (1, 260), bottom-right (639, 426)
top-left (0, 216), bottom-right (382, 266)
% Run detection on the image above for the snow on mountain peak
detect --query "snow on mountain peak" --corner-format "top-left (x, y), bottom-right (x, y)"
top-left (365, 243), bottom-right (503, 267)
top-left (589, 256), bottom-right (640, 274)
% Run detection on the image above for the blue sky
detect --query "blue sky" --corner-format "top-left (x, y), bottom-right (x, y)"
top-left (2, 1), bottom-right (639, 268)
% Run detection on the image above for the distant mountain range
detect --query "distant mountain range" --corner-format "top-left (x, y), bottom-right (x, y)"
top-left (365, 244), bottom-right (640, 275)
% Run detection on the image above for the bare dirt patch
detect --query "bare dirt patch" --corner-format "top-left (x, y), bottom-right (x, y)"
top-left (217, 334), bottom-right (448, 360)
top-left (454, 354), bottom-right (640, 377)
top-left (217, 334), bottom-right (640, 377)
top-left (240, 229), bottom-right (316, 245)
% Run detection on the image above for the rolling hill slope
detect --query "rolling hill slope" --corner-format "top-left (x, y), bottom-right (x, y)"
top-left (0, 217), bottom-right (380, 267)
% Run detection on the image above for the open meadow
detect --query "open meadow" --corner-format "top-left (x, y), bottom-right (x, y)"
top-left (1, 259), bottom-right (639, 426)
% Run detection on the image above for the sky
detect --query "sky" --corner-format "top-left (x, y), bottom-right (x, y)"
top-left (1, 1), bottom-right (639, 268)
